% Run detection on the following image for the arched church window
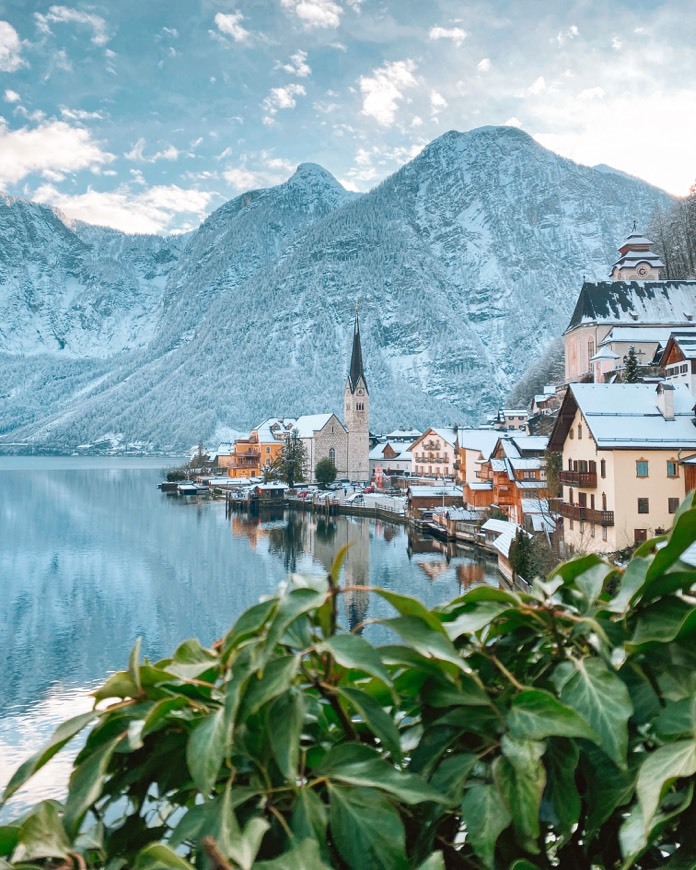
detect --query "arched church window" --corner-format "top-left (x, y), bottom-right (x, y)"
top-left (329, 448), bottom-right (335, 463)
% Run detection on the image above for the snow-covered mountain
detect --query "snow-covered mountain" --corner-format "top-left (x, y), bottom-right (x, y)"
top-left (0, 126), bottom-right (674, 451)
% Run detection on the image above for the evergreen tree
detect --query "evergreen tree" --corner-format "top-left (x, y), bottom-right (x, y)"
top-left (508, 528), bottom-right (534, 580)
top-left (623, 346), bottom-right (640, 383)
top-left (275, 428), bottom-right (307, 488)
top-left (315, 456), bottom-right (338, 489)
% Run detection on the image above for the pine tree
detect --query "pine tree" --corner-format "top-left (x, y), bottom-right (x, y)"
top-left (275, 429), bottom-right (307, 488)
top-left (315, 457), bottom-right (337, 489)
top-left (623, 346), bottom-right (640, 383)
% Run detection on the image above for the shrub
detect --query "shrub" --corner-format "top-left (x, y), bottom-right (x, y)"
top-left (2, 498), bottom-right (696, 867)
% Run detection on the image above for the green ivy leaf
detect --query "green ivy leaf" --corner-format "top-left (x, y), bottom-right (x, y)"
top-left (268, 687), bottom-right (305, 778)
top-left (606, 555), bottom-right (651, 614)
top-left (1, 711), bottom-right (96, 804)
top-left (255, 837), bottom-right (332, 869)
top-left (541, 739), bottom-right (580, 842)
top-left (92, 670), bottom-right (140, 702)
top-left (141, 696), bottom-right (189, 738)
top-left (494, 735), bottom-right (546, 853)
top-left (372, 589), bottom-right (446, 632)
top-left (0, 826), bottom-right (19, 857)
top-left (460, 784), bottom-right (511, 869)
top-left (442, 601), bottom-right (510, 639)
top-left (553, 658), bottom-right (632, 769)
top-left (507, 688), bottom-right (600, 743)
top-left (242, 654), bottom-right (299, 715)
top-left (328, 784), bottom-right (408, 869)
top-left (318, 634), bottom-right (393, 686)
top-left (221, 598), bottom-right (278, 658)
top-left (338, 687), bottom-right (401, 760)
top-left (129, 637), bottom-right (142, 692)
top-left (11, 802), bottom-right (70, 862)
top-left (318, 743), bottom-right (446, 804)
top-left (379, 616), bottom-right (468, 672)
top-left (636, 740), bottom-right (696, 833)
top-left (133, 843), bottom-right (195, 869)
top-left (416, 852), bottom-right (446, 869)
top-left (291, 788), bottom-right (328, 846)
top-left (186, 706), bottom-right (226, 795)
top-left (628, 597), bottom-right (696, 649)
top-left (63, 734), bottom-right (123, 836)
top-left (653, 698), bottom-right (694, 740)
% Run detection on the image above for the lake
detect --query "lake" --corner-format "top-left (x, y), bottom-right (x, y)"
top-left (0, 457), bottom-right (499, 817)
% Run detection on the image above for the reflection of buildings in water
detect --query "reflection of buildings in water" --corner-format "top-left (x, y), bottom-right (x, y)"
top-left (456, 561), bottom-right (487, 591)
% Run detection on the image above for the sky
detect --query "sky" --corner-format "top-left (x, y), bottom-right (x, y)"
top-left (0, 0), bottom-right (694, 234)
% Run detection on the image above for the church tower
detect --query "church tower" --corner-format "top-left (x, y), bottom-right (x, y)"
top-left (610, 224), bottom-right (665, 280)
top-left (344, 309), bottom-right (369, 482)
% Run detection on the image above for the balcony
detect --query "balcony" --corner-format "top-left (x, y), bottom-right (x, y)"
top-left (557, 501), bottom-right (614, 526)
top-left (559, 470), bottom-right (597, 488)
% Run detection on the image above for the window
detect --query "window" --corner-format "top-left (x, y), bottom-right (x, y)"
top-left (569, 487), bottom-right (574, 504)
top-left (590, 523), bottom-right (595, 538)
top-left (637, 498), bottom-right (649, 514)
top-left (600, 459), bottom-right (606, 478)
top-left (668, 497), bottom-right (680, 514)
top-left (578, 424), bottom-right (583, 439)
top-left (578, 492), bottom-right (587, 507)
top-left (634, 529), bottom-right (648, 544)
top-left (266, 447), bottom-right (270, 454)
top-left (602, 492), bottom-right (607, 511)
top-left (667, 460), bottom-right (678, 478)
top-left (636, 460), bottom-right (649, 478)
top-left (569, 428), bottom-right (574, 440)
top-left (588, 338), bottom-right (595, 362)
top-left (568, 458), bottom-right (573, 470)
top-left (602, 527), bottom-right (607, 542)
top-left (329, 448), bottom-right (335, 463)
top-left (569, 518), bottom-right (574, 530)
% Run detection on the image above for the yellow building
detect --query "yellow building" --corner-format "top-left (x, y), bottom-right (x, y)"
top-left (548, 382), bottom-right (696, 553)
top-left (228, 418), bottom-right (294, 478)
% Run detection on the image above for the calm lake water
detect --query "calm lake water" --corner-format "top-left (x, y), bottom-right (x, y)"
top-left (0, 457), bottom-right (498, 817)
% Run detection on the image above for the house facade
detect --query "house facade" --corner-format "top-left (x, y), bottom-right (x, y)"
top-left (410, 427), bottom-right (459, 479)
top-left (548, 383), bottom-right (696, 553)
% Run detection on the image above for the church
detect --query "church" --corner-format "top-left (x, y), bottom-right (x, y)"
top-left (563, 226), bottom-right (696, 383)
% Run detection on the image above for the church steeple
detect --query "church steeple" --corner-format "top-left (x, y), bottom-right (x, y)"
top-left (348, 309), bottom-right (368, 394)
top-left (610, 226), bottom-right (665, 280)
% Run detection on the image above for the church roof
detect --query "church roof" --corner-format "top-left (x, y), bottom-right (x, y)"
top-left (348, 313), bottom-right (368, 393)
top-left (565, 280), bottom-right (696, 332)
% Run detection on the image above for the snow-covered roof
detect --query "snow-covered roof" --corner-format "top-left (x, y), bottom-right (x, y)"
top-left (295, 414), bottom-right (341, 438)
top-left (490, 459), bottom-right (507, 472)
top-left (431, 427), bottom-right (459, 446)
top-left (543, 386), bottom-right (556, 395)
top-left (481, 518), bottom-right (512, 535)
top-left (467, 481), bottom-right (493, 490)
top-left (515, 436), bottom-right (548, 453)
top-left (457, 429), bottom-right (500, 458)
top-left (601, 326), bottom-right (685, 346)
top-left (521, 497), bottom-right (551, 514)
top-left (384, 428), bottom-right (422, 440)
top-left (370, 442), bottom-right (412, 460)
top-left (664, 331), bottom-right (696, 362)
top-left (550, 383), bottom-right (696, 450)
top-left (530, 514), bottom-right (556, 533)
top-left (255, 417), bottom-right (297, 442)
top-left (516, 481), bottom-right (546, 490)
top-left (591, 347), bottom-right (620, 361)
top-left (446, 508), bottom-right (481, 521)
top-left (509, 458), bottom-right (543, 470)
top-left (409, 485), bottom-right (463, 497)
top-left (566, 281), bottom-right (696, 332)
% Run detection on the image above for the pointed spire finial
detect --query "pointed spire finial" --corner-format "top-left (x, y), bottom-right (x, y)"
top-left (355, 299), bottom-right (359, 314)
top-left (632, 218), bottom-right (637, 233)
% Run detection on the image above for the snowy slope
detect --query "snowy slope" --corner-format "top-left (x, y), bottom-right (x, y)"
top-left (0, 127), bottom-right (674, 451)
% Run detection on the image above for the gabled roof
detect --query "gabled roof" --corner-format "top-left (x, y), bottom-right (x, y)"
top-left (457, 429), bottom-right (500, 458)
top-left (565, 281), bottom-right (696, 332)
top-left (295, 413), bottom-right (344, 437)
top-left (410, 427), bottom-right (459, 449)
top-left (549, 383), bottom-right (696, 450)
top-left (662, 330), bottom-right (696, 363)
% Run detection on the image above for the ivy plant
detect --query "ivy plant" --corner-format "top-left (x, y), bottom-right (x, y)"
top-left (2, 495), bottom-right (696, 868)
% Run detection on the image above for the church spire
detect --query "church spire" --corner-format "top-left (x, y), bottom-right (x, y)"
top-left (348, 307), bottom-right (368, 394)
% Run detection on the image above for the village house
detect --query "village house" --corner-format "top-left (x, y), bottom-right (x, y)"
top-left (464, 435), bottom-right (548, 525)
top-left (564, 228), bottom-right (696, 383)
top-left (369, 441), bottom-right (413, 481)
top-left (406, 484), bottom-right (463, 520)
top-left (410, 427), bottom-right (459, 479)
top-left (548, 382), bottom-right (696, 553)
top-left (661, 331), bottom-right (696, 395)
top-left (455, 429), bottom-right (500, 486)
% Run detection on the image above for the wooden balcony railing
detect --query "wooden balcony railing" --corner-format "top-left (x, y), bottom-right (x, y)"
top-left (559, 470), bottom-right (597, 488)
top-left (557, 501), bottom-right (614, 526)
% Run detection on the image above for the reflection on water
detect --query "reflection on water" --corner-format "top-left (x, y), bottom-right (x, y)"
top-left (0, 458), bottom-right (498, 817)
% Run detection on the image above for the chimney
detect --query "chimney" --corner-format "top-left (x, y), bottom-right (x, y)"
top-left (657, 383), bottom-right (675, 421)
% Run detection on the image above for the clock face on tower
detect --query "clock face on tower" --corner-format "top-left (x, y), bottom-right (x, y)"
top-left (636, 264), bottom-right (649, 277)
top-left (357, 388), bottom-right (364, 396)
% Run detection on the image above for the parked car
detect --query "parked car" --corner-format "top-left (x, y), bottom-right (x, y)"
top-left (346, 492), bottom-right (364, 503)
top-left (363, 486), bottom-right (375, 494)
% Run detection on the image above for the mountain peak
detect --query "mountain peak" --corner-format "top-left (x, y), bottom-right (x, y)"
top-left (287, 162), bottom-right (344, 190)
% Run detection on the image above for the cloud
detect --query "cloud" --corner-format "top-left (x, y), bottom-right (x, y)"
top-left (280, 0), bottom-right (342, 30)
top-left (342, 141), bottom-right (425, 188)
top-left (223, 153), bottom-right (296, 191)
top-left (0, 120), bottom-right (113, 186)
top-left (611, 36), bottom-right (622, 50)
top-left (4, 89), bottom-right (20, 103)
top-left (262, 83), bottom-right (306, 123)
top-left (60, 106), bottom-right (106, 121)
top-left (214, 11), bottom-right (250, 43)
top-left (33, 182), bottom-right (215, 234)
top-left (430, 90), bottom-right (447, 115)
top-left (0, 20), bottom-right (25, 71)
top-left (428, 25), bottom-right (467, 47)
top-left (280, 50), bottom-right (311, 78)
top-left (527, 76), bottom-right (548, 95)
top-left (477, 58), bottom-right (491, 73)
top-left (577, 87), bottom-right (605, 102)
top-left (34, 6), bottom-right (109, 46)
top-left (358, 59), bottom-right (418, 126)
top-left (555, 25), bottom-right (579, 45)
top-left (124, 138), bottom-right (179, 162)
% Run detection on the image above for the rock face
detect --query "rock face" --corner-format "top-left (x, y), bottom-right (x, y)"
top-left (0, 127), bottom-right (674, 450)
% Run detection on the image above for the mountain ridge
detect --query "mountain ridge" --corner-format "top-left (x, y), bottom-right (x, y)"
top-left (0, 126), bottom-right (676, 450)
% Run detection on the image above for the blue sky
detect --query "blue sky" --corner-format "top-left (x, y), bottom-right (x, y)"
top-left (0, 0), bottom-right (694, 233)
